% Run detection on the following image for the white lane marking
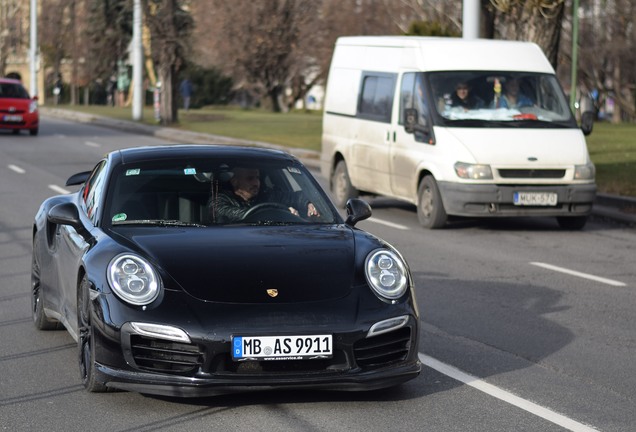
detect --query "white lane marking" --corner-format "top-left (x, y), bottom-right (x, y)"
top-left (8, 164), bottom-right (25, 174)
top-left (367, 217), bottom-right (409, 230)
top-left (530, 262), bottom-right (626, 287)
top-left (85, 141), bottom-right (100, 148)
top-left (49, 185), bottom-right (71, 195)
top-left (419, 353), bottom-right (599, 432)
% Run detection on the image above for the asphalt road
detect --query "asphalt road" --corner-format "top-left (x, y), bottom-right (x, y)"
top-left (0, 117), bottom-right (634, 432)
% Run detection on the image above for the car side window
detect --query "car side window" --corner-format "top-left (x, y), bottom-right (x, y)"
top-left (357, 72), bottom-right (396, 123)
top-left (81, 161), bottom-right (107, 225)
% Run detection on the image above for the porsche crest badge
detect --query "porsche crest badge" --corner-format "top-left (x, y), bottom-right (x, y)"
top-left (266, 289), bottom-right (279, 298)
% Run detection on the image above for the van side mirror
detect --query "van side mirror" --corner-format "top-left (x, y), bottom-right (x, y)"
top-left (403, 108), bottom-right (434, 144)
top-left (580, 111), bottom-right (594, 136)
top-left (403, 108), bottom-right (429, 135)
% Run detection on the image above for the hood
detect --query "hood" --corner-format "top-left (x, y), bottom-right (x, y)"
top-left (114, 225), bottom-right (356, 303)
top-left (444, 128), bottom-right (589, 166)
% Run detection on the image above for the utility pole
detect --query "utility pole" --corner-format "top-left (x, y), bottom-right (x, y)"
top-left (462, 0), bottom-right (480, 39)
top-left (569, 0), bottom-right (580, 113)
top-left (132, 0), bottom-right (143, 121)
top-left (30, 0), bottom-right (38, 97)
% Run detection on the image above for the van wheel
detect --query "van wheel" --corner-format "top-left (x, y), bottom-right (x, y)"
top-left (417, 176), bottom-right (447, 229)
top-left (331, 160), bottom-right (358, 208)
top-left (556, 216), bottom-right (587, 230)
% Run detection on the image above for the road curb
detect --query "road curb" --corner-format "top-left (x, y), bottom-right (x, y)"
top-left (40, 107), bottom-right (634, 226)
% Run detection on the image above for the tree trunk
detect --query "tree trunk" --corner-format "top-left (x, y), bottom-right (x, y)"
top-left (489, 1), bottom-right (565, 69)
top-left (159, 67), bottom-right (178, 125)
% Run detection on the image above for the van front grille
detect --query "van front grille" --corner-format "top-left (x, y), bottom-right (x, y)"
top-left (498, 169), bottom-right (565, 179)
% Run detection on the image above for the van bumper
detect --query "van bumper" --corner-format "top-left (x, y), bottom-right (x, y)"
top-left (438, 182), bottom-right (597, 217)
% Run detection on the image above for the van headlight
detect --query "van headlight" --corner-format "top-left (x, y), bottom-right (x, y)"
top-left (107, 254), bottom-right (160, 305)
top-left (574, 163), bottom-right (595, 180)
top-left (365, 249), bottom-right (408, 301)
top-left (455, 162), bottom-right (493, 179)
top-left (29, 100), bottom-right (38, 114)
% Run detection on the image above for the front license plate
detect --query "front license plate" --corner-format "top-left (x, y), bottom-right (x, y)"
top-left (232, 335), bottom-right (333, 360)
top-left (3, 114), bottom-right (23, 122)
top-left (513, 192), bottom-right (558, 206)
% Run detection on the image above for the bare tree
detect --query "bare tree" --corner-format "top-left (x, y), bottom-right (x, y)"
top-left (573, 0), bottom-right (635, 122)
top-left (485, 0), bottom-right (565, 68)
top-left (141, 0), bottom-right (193, 124)
top-left (0, 0), bottom-right (25, 77)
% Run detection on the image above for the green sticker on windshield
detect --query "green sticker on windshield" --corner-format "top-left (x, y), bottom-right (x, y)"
top-left (112, 213), bottom-right (127, 222)
top-left (126, 169), bottom-right (141, 176)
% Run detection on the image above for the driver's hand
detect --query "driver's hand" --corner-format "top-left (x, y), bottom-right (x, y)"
top-left (288, 207), bottom-right (299, 216)
top-left (307, 203), bottom-right (320, 217)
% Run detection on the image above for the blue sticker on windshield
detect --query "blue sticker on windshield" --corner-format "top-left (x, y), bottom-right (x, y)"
top-left (184, 168), bottom-right (197, 175)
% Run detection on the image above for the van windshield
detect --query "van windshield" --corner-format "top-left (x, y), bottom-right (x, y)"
top-left (427, 71), bottom-right (577, 128)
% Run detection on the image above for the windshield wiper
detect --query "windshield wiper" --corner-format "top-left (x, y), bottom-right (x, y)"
top-left (113, 219), bottom-right (206, 227)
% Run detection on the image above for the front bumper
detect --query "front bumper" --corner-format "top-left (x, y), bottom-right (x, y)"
top-left (438, 181), bottom-right (597, 217)
top-left (90, 291), bottom-right (421, 397)
top-left (0, 113), bottom-right (38, 130)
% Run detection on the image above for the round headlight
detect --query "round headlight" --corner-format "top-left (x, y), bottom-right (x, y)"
top-left (107, 254), bottom-right (160, 305)
top-left (365, 249), bottom-right (408, 301)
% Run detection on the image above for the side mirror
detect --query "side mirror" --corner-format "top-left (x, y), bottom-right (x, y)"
top-left (403, 107), bottom-right (432, 142)
top-left (345, 198), bottom-right (372, 226)
top-left (404, 108), bottom-right (419, 134)
top-left (47, 202), bottom-right (89, 237)
top-left (580, 111), bottom-right (594, 136)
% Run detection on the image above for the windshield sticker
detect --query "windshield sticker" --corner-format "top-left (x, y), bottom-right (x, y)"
top-left (126, 169), bottom-right (141, 176)
top-left (184, 168), bottom-right (197, 175)
top-left (287, 167), bottom-right (301, 174)
top-left (112, 213), bottom-right (127, 222)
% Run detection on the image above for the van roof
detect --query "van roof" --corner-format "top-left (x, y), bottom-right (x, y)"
top-left (334, 36), bottom-right (555, 74)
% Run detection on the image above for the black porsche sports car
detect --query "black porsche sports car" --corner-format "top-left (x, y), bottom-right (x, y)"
top-left (31, 145), bottom-right (420, 397)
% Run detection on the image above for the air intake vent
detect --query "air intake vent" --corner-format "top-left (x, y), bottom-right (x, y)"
top-left (130, 335), bottom-right (204, 375)
top-left (353, 327), bottom-right (411, 368)
top-left (498, 169), bottom-right (565, 179)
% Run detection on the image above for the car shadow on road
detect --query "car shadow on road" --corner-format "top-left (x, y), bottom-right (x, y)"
top-left (411, 271), bottom-right (574, 383)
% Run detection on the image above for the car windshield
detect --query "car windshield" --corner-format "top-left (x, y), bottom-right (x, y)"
top-left (426, 71), bottom-right (577, 128)
top-left (0, 82), bottom-right (30, 99)
top-left (106, 157), bottom-right (341, 227)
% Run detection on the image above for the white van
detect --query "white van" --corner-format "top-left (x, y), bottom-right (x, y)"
top-left (321, 36), bottom-right (596, 229)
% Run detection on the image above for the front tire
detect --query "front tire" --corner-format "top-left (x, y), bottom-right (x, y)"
top-left (331, 160), bottom-right (358, 208)
top-left (417, 176), bottom-right (448, 229)
top-left (29, 127), bottom-right (39, 136)
top-left (78, 274), bottom-right (108, 392)
top-left (31, 240), bottom-right (62, 330)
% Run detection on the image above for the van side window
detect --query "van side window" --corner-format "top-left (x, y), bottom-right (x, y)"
top-left (357, 72), bottom-right (396, 123)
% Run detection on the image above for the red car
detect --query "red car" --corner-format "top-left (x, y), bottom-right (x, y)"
top-left (0, 78), bottom-right (39, 136)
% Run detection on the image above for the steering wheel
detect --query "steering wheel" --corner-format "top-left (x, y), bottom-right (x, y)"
top-left (241, 202), bottom-right (292, 220)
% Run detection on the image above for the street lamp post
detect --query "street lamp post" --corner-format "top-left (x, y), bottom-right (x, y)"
top-left (30, 0), bottom-right (37, 97)
top-left (132, 0), bottom-right (143, 121)
top-left (570, 0), bottom-right (580, 114)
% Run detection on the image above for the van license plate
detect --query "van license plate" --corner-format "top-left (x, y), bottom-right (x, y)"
top-left (513, 192), bottom-right (557, 206)
top-left (232, 335), bottom-right (332, 360)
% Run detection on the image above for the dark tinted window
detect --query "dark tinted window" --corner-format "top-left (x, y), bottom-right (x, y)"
top-left (0, 82), bottom-right (30, 99)
top-left (357, 73), bottom-right (396, 123)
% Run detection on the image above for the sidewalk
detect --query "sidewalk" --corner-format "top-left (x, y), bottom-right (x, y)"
top-left (41, 107), bottom-right (636, 226)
